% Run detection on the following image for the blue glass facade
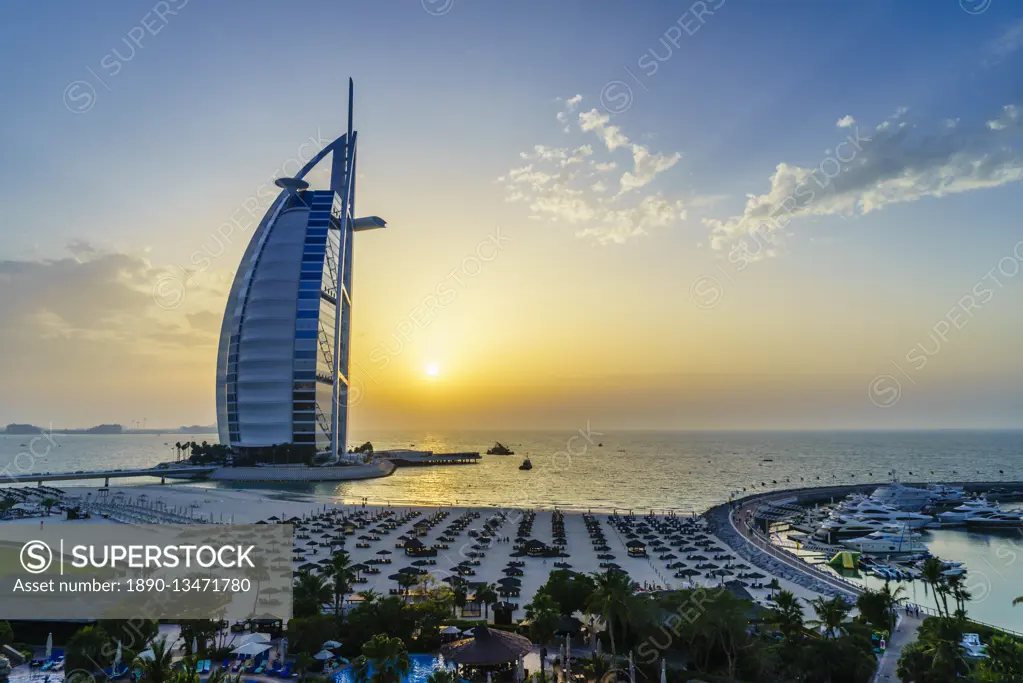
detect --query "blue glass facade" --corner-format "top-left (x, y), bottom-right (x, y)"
top-left (292, 190), bottom-right (350, 454)
top-left (215, 79), bottom-right (381, 463)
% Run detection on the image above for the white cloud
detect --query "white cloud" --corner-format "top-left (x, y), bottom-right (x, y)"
top-left (561, 145), bottom-right (593, 166)
top-left (705, 104), bottom-right (1023, 258)
top-left (500, 96), bottom-right (688, 244)
top-left (836, 115), bottom-right (855, 128)
top-left (987, 105), bottom-right (1021, 130)
top-left (619, 146), bottom-right (682, 193)
top-left (520, 145), bottom-right (568, 161)
top-left (986, 19), bottom-right (1023, 65)
top-left (574, 108), bottom-right (681, 193)
top-left (576, 195), bottom-right (687, 245)
top-left (0, 243), bottom-right (222, 351)
top-left (505, 164), bottom-right (558, 188)
top-left (578, 109), bottom-right (630, 151)
top-left (556, 94), bottom-right (584, 132)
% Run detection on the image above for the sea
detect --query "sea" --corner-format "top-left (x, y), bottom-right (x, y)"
top-left (2, 428), bottom-right (1022, 630)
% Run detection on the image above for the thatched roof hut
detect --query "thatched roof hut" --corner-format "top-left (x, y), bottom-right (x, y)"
top-left (441, 625), bottom-right (532, 666)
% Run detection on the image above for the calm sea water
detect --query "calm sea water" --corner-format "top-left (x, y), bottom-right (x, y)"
top-left (3, 429), bottom-right (1023, 512)
top-left (3, 429), bottom-right (1022, 630)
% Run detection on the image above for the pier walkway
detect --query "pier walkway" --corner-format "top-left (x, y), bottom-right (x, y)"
top-left (1, 465), bottom-right (216, 486)
top-left (874, 613), bottom-right (922, 681)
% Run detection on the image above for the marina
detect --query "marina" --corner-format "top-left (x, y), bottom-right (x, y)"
top-left (727, 478), bottom-right (1023, 631)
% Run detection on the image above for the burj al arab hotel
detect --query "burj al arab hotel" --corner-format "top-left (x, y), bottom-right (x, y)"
top-left (215, 80), bottom-right (384, 464)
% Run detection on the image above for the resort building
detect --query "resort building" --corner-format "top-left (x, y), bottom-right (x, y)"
top-left (215, 80), bottom-right (385, 463)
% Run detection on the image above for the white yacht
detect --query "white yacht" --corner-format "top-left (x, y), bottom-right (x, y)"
top-left (963, 509), bottom-right (1023, 528)
top-left (833, 499), bottom-right (934, 529)
top-left (814, 515), bottom-right (892, 540)
top-left (870, 482), bottom-right (937, 511)
top-left (841, 528), bottom-right (929, 555)
top-left (936, 498), bottom-right (999, 526)
top-left (927, 483), bottom-right (966, 504)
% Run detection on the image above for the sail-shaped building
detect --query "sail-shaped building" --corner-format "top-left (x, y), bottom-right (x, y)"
top-left (215, 80), bottom-right (384, 464)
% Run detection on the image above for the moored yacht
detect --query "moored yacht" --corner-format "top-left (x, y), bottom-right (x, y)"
top-left (841, 528), bottom-right (928, 555)
top-left (936, 498), bottom-right (1000, 526)
top-left (870, 482), bottom-right (937, 511)
top-left (814, 515), bottom-right (893, 540)
top-left (964, 509), bottom-right (1023, 528)
top-left (834, 499), bottom-right (934, 529)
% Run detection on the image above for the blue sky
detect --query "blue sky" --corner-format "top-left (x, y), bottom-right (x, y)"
top-left (1, 0), bottom-right (1023, 429)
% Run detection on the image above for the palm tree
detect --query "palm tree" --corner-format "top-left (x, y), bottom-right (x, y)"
top-left (134, 637), bottom-right (174, 683)
top-left (586, 570), bottom-right (640, 660)
top-left (397, 573), bottom-right (417, 600)
top-left (920, 557), bottom-right (950, 617)
top-left (476, 583), bottom-right (498, 619)
top-left (917, 617), bottom-right (971, 679)
top-left (524, 593), bottom-right (561, 645)
top-left (175, 656), bottom-right (201, 683)
top-left (769, 589), bottom-right (805, 640)
top-left (294, 568), bottom-right (329, 609)
top-left (295, 653), bottom-right (314, 683)
top-left (65, 625), bottom-right (113, 674)
top-left (324, 550), bottom-right (355, 619)
top-left (452, 584), bottom-right (468, 617)
top-left (245, 555), bottom-right (270, 616)
top-left (204, 668), bottom-right (241, 683)
top-left (808, 595), bottom-right (851, 639)
top-left (945, 572), bottom-right (972, 619)
top-left (878, 581), bottom-right (906, 635)
top-left (39, 497), bottom-right (58, 515)
top-left (358, 589), bottom-right (381, 605)
top-left (581, 652), bottom-right (613, 683)
top-left (352, 634), bottom-right (411, 683)
top-left (425, 670), bottom-right (458, 683)
top-left (1014, 595), bottom-right (1023, 607)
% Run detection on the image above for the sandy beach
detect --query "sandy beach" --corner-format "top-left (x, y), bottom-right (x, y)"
top-left (1, 483), bottom-right (829, 612)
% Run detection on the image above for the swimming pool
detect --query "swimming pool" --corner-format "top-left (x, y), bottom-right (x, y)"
top-left (333, 654), bottom-right (456, 683)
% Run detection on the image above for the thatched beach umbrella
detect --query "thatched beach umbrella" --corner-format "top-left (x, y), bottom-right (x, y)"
top-left (441, 625), bottom-right (532, 667)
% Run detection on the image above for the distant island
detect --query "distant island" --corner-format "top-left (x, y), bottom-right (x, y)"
top-left (4, 423), bottom-right (43, 434)
top-left (3, 423), bottom-right (217, 435)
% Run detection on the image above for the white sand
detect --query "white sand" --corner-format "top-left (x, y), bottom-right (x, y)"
top-left (5, 483), bottom-right (826, 617)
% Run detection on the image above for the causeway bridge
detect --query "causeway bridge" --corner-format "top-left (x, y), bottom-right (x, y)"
top-left (1, 465), bottom-right (216, 487)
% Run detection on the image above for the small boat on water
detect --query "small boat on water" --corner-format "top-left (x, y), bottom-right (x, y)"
top-left (487, 441), bottom-right (514, 455)
top-left (518, 458), bottom-right (532, 471)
